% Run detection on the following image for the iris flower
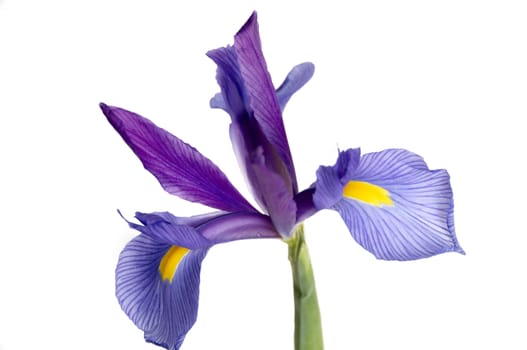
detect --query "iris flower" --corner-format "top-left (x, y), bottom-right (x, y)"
top-left (102, 12), bottom-right (463, 350)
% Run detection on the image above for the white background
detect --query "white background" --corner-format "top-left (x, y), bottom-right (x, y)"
top-left (1, 1), bottom-right (526, 349)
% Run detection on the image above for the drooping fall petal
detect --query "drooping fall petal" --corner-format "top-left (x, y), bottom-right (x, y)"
top-left (313, 148), bottom-right (464, 260)
top-left (116, 233), bottom-right (208, 350)
top-left (116, 210), bottom-right (280, 350)
top-left (233, 12), bottom-right (297, 190)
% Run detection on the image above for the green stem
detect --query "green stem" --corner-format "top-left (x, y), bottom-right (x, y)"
top-left (288, 224), bottom-right (324, 350)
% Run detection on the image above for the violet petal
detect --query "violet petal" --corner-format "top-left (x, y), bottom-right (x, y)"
top-left (251, 163), bottom-right (297, 236)
top-left (101, 103), bottom-right (255, 213)
top-left (276, 62), bottom-right (315, 111)
top-left (233, 12), bottom-right (297, 189)
top-left (116, 234), bottom-right (208, 350)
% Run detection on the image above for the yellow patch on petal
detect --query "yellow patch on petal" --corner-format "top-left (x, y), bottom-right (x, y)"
top-left (159, 245), bottom-right (190, 283)
top-left (343, 181), bottom-right (394, 207)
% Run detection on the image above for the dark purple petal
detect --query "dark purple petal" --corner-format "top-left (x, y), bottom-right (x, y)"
top-left (251, 163), bottom-right (297, 236)
top-left (209, 48), bottom-right (298, 212)
top-left (229, 122), bottom-right (296, 217)
top-left (314, 148), bottom-right (464, 260)
top-left (116, 234), bottom-right (208, 350)
top-left (209, 47), bottom-right (297, 202)
top-left (100, 103), bottom-right (255, 213)
top-left (276, 62), bottom-right (315, 111)
top-left (228, 122), bottom-right (264, 207)
top-left (234, 12), bottom-right (297, 190)
top-left (294, 188), bottom-right (317, 223)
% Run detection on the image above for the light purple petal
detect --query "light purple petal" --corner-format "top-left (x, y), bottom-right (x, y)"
top-left (210, 61), bottom-right (315, 113)
top-left (209, 91), bottom-right (226, 111)
top-left (312, 165), bottom-right (343, 210)
top-left (116, 234), bottom-right (208, 350)
top-left (126, 211), bottom-right (214, 249)
top-left (233, 12), bottom-right (297, 189)
top-left (313, 148), bottom-right (361, 209)
top-left (276, 62), bottom-right (315, 111)
top-left (314, 148), bottom-right (464, 260)
top-left (101, 103), bottom-right (255, 213)
top-left (334, 148), bottom-right (361, 183)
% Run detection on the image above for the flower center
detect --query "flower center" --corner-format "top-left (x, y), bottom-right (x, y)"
top-left (343, 181), bottom-right (393, 207)
top-left (159, 245), bottom-right (190, 283)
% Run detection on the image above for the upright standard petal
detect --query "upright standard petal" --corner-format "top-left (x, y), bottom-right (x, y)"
top-left (210, 61), bottom-right (315, 113)
top-left (207, 13), bottom-right (302, 234)
top-left (101, 103), bottom-right (255, 213)
top-left (116, 233), bottom-right (208, 350)
top-left (233, 12), bottom-right (297, 191)
top-left (230, 123), bottom-right (296, 232)
top-left (207, 46), bottom-right (247, 121)
top-left (276, 62), bottom-right (315, 111)
top-left (208, 43), bottom-right (299, 232)
top-left (313, 148), bottom-right (464, 261)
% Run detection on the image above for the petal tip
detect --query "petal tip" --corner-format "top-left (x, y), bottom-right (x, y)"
top-left (99, 102), bottom-right (117, 124)
top-left (453, 245), bottom-right (466, 255)
top-left (236, 11), bottom-right (258, 37)
top-left (99, 102), bottom-right (110, 115)
top-left (303, 62), bottom-right (315, 75)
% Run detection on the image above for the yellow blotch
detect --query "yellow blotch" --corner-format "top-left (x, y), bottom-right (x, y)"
top-left (343, 181), bottom-right (394, 207)
top-left (159, 245), bottom-right (190, 283)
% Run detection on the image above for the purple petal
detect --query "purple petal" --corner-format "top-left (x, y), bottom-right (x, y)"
top-left (207, 46), bottom-right (247, 120)
top-left (276, 62), bottom-right (315, 111)
top-left (209, 91), bottom-right (226, 111)
top-left (197, 211), bottom-right (280, 243)
top-left (229, 122), bottom-right (296, 214)
top-left (101, 103), bottom-right (255, 213)
top-left (312, 166), bottom-right (342, 211)
top-left (314, 148), bottom-right (464, 260)
top-left (313, 148), bottom-right (361, 209)
top-left (234, 12), bottom-right (297, 190)
top-left (294, 188), bottom-right (317, 223)
top-left (251, 164), bottom-right (297, 236)
top-left (130, 210), bottom-right (280, 245)
top-left (228, 122), bottom-right (264, 208)
top-left (210, 61), bottom-right (315, 114)
top-left (126, 211), bottom-right (214, 249)
top-left (116, 233), bottom-right (208, 350)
